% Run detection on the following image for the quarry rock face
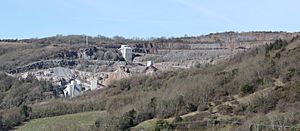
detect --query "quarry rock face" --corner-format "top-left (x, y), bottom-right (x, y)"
top-left (134, 32), bottom-right (300, 51)
top-left (52, 47), bottom-right (98, 60)
top-left (78, 47), bottom-right (98, 60)
top-left (53, 50), bottom-right (78, 59)
top-left (9, 60), bottom-right (78, 74)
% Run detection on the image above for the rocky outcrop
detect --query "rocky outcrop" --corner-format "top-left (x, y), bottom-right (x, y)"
top-left (50, 47), bottom-right (123, 61)
top-left (78, 47), bottom-right (98, 60)
top-left (131, 32), bottom-right (300, 51)
top-left (9, 60), bottom-right (78, 74)
top-left (53, 50), bottom-right (78, 59)
top-left (50, 47), bottom-right (98, 60)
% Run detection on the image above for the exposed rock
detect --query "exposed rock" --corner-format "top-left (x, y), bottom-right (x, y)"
top-left (102, 66), bottom-right (131, 86)
top-left (53, 50), bottom-right (78, 59)
top-left (51, 67), bottom-right (74, 78)
top-left (9, 60), bottom-right (78, 74)
top-left (78, 47), bottom-right (98, 60)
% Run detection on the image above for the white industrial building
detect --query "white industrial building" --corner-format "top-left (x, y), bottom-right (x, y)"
top-left (63, 79), bottom-right (82, 97)
top-left (119, 45), bottom-right (133, 61)
top-left (90, 79), bottom-right (98, 90)
top-left (147, 61), bottom-right (153, 67)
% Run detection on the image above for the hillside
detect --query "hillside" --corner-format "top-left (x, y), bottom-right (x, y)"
top-left (0, 32), bottom-right (298, 94)
top-left (1, 32), bottom-right (297, 109)
top-left (92, 37), bottom-right (300, 131)
top-left (0, 32), bottom-right (299, 131)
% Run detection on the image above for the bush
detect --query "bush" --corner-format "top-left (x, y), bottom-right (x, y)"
top-left (119, 80), bottom-right (131, 91)
top-left (239, 82), bottom-right (255, 96)
top-left (134, 112), bottom-right (154, 125)
top-left (265, 39), bottom-right (288, 53)
top-left (182, 103), bottom-right (197, 114)
top-left (247, 93), bottom-right (278, 114)
top-left (286, 68), bottom-right (296, 81)
top-left (117, 109), bottom-right (137, 130)
top-left (154, 120), bottom-right (172, 131)
top-left (20, 105), bottom-right (32, 120)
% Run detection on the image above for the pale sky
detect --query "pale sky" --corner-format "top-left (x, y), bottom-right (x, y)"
top-left (0, 0), bottom-right (299, 39)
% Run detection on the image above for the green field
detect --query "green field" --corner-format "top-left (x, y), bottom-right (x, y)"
top-left (15, 111), bottom-right (106, 131)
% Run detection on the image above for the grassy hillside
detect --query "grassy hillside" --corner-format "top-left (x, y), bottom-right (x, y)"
top-left (15, 111), bottom-right (105, 131)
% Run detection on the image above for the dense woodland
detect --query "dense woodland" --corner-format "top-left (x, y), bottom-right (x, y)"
top-left (0, 35), bottom-right (299, 131)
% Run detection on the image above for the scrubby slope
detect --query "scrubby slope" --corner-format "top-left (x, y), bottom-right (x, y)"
top-left (93, 37), bottom-right (300, 131)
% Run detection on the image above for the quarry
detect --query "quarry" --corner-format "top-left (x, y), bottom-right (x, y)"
top-left (2, 0), bottom-right (300, 130)
top-left (3, 32), bottom-right (300, 97)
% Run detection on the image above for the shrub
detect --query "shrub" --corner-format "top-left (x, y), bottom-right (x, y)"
top-left (154, 120), bottom-right (172, 131)
top-left (117, 109), bottom-right (137, 130)
top-left (118, 79), bottom-right (131, 91)
top-left (286, 68), bottom-right (296, 81)
top-left (265, 39), bottom-right (288, 53)
top-left (20, 105), bottom-right (32, 120)
top-left (181, 103), bottom-right (197, 114)
top-left (239, 82), bottom-right (255, 96)
top-left (218, 69), bottom-right (238, 86)
top-left (247, 93), bottom-right (278, 114)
